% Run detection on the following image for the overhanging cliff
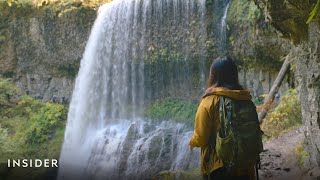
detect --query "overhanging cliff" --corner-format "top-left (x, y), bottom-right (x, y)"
top-left (255, 0), bottom-right (320, 170)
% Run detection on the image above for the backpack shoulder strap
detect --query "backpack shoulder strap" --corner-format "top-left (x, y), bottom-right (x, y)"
top-left (219, 96), bottom-right (227, 137)
top-left (218, 96), bottom-right (235, 138)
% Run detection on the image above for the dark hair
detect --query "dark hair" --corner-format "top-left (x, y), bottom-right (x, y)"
top-left (207, 57), bottom-right (243, 90)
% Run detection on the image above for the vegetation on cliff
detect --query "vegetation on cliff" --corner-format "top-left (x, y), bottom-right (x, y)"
top-left (227, 0), bottom-right (291, 70)
top-left (0, 78), bottom-right (67, 179)
top-left (0, 0), bottom-right (111, 16)
top-left (145, 98), bottom-right (198, 127)
top-left (260, 89), bottom-right (302, 138)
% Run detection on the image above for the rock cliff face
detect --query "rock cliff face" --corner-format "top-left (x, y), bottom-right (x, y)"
top-left (0, 6), bottom-right (96, 102)
top-left (227, 0), bottom-right (292, 69)
top-left (255, 0), bottom-right (320, 169)
top-left (0, 2), bottom-right (293, 103)
top-left (238, 68), bottom-right (293, 98)
top-left (227, 0), bottom-right (294, 98)
top-left (294, 27), bottom-right (320, 169)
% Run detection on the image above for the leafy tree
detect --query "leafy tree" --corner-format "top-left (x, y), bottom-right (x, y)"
top-left (0, 78), bottom-right (18, 107)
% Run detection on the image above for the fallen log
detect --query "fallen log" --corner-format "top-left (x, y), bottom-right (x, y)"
top-left (258, 55), bottom-right (291, 124)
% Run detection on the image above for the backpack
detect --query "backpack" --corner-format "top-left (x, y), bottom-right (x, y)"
top-left (215, 96), bottom-right (263, 168)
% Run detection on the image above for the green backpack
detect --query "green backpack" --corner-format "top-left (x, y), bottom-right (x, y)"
top-left (215, 96), bottom-right (263, 168)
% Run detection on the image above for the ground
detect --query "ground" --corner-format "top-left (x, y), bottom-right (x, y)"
top-left (259, 127), bottom-right (319, 180)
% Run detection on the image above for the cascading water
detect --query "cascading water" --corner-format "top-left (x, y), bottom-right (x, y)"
top-left (58, 0), bottom-right (207, 179)
top-left (220, 1), bottom-right (230, 52)
top-left (58, 0), bottom-right (234, 178)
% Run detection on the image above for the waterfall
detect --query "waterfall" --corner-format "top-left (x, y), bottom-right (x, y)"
top-left (58, 0), bottom-right (206, 179)
top-left (220, 1), bottom-right (230, 52)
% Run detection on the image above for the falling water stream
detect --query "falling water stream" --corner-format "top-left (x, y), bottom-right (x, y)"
top-left (220, 2), bottom-right (230, 51)
top-left (58, 0), bottom-right (230, 179)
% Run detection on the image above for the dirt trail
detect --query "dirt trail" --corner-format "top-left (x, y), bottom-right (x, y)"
top-left (259, 127), bottom-right (307, 180)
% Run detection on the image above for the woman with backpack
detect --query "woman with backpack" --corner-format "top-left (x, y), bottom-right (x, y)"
top-left (189, 57), bottom-right (263, 180)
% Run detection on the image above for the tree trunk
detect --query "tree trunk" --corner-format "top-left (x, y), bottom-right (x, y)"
top-left (258, 55), bottom-right (291, 124)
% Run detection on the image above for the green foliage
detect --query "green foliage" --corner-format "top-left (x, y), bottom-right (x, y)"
top-left (2, 0), bottom-right (111, 9)
top-left (307, 0), bottom-right (320, 24)
top-left (0, 125), bottom-right (15, 155)
top-left (261, 89), bottom-right (302, 137)
top-left (156, 168), bottom-right (201, 180)
top-left (0, 0), bottom-right (34, 17)
top-left (57, 64), bottom-right (80, 78)
top-left (205, 0), bottom-right (213, 6)
top-left (146, 48), bottom-right (183, 64)
top-left (294, 142), bottom-right (309, 169)
top-left (227, 0), bottom-right (285, 70)
top-left (144, 98), bottom-right (198, 127)
top-left (252, 94), bottom-right (267, 106)
top-left (0, 0), bottom-right (111, 19)
top-left (0, 78), bottom-right (19, 107)
top-left (0, 78), bottom-right (67, 172)
top-left (9, 95), bottom-right (42, 117)
top-left (80, 0), bottom-right (112, 8)
top-left (26, 102), bottom-right (66, 144)
top-left (228, 0), bottom-right (261, 28)
top-left (247, 1), bottom-right (261, 20)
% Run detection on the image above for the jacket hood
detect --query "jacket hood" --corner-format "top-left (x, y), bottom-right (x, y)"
top-left (203, 87), bottom-right (252, 101)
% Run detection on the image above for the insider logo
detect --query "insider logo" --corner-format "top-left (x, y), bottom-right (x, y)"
top-left (7, 159), bottom-right (58, 168)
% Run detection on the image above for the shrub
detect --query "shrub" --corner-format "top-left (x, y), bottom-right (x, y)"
top-left (26, 102), bottom-right (67, 144)
top-left (0, 78), bottom-right (67, 165)
top-left (0, 125), bottom-right (15, 154)
top-left (11, 95), bottom-right (42, 117)
top-left (294, 142), bottom-right (309, 169)
top-left (261, 89), bottom-right (302, 137)
top-left (0, 78), bottom-right (19, 107)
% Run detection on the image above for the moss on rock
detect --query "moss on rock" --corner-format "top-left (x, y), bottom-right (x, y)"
top-left (227, 0), bottom-right (292, 70)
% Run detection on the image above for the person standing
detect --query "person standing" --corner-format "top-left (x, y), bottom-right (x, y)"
top-left (189, 57), bottom-right (263, 180)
